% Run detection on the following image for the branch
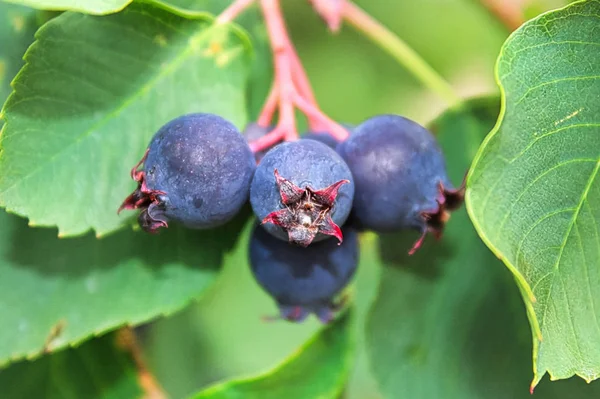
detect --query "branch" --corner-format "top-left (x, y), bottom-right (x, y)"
top-left (341, 1), bottom-right (463, 108)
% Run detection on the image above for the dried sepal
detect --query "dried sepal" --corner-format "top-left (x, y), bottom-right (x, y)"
top-left (408, 179), bottom-right (466, 255)
top-left (118, 150), bottom-right (169, 233)
top-left (262, 169), bottom-right (348, 246)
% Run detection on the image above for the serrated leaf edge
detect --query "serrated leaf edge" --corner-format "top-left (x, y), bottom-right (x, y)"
top-left (465, 0), bottom-right (600, 388)
top-left (0, 0), bottom-right (253, 237)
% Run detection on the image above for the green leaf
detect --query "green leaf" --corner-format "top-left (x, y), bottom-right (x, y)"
top-left (190, 310), bottom-right (355, 399)
top-left (0, 3), bottom-right (37, 104)
top-left (143, 221), bottom-right (380, 399)
top-left (0, 206), bottom-right (247, 366)
top-left (0, 1), bottom-right (250, 237)
top-left (1, 0), bottom-right (131, 14)
top-left (465, 0), bottom-right (600, 385)
top-left (366, 97), bottom-right (600, 398)
top-left (143, 221), bottom-right (322, 399)
top-left (162, 0), bottom-right (272, 120)
top-left (0, 332), bottom-right (142, 398)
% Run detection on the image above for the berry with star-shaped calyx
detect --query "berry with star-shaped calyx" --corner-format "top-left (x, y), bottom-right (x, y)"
top-left (337, 114), bottom-right (464, 254)
top-left (250, 139), bottom-right (354, 246)
top-left (119, 113), bottom-right (255, 232)
top-left (261, 169), bottom-right (349, 246)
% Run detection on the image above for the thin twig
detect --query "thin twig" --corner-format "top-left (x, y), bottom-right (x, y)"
top-left (116, 327), bottom-right (167, 399)
top-left (342, 1), bottom-right (463, 108)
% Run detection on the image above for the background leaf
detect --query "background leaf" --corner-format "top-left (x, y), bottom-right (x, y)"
top-left (0, 1), bottom-right (250, 237)
top-left (1, 0), bottom-right (130, 14)
top-left (0, 332), bottom-right (142, 398)
top-left (0, 3), bottom-right (37, 105)
top-left (142, 219), bottom-right (380, 399)
top-left (159, 0), bottom-right (272, 120)
top-left (0, 206), bottom-right (247, 366)
top-left (466, 0), bottom-right (600, 385)
top-left (190, 310), bottom-right (354, 399)
top-left (366, 97), bottom-right (600, 398)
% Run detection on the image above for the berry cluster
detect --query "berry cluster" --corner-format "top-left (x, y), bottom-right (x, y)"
top-left (119, 112), bottom-right (463, 324)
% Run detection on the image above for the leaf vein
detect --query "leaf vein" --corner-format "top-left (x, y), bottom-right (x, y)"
top-left (0, 25), bottom-right (219, 200)
top-left (516, 76), bottom-right (600, 106)
top-left (540, 159), bottom-right (600, 336)
top-left (507, 124), bottom-right (600, 165)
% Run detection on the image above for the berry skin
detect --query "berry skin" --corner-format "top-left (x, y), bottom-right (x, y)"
top-left (250, 139), bottom-right (355, 247)
top-left (337, 115), bottom-right (463, 254)
top-left (249, 224), bottom-right (358, 323)
top-left (119, 113), bottom-right (255, 232)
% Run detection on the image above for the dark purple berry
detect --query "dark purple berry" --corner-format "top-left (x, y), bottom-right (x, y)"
top-left (119, 113), bottom-right (255, 232)
top-left (337, 115), bottom-right (463, 253)
top-left (249, 224), bottom-right (358, 323)
top-left (250, 139), bottom-right (354, 247)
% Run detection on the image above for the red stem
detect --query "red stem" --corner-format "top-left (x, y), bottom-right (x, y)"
top-left (260, 0), bottom-right (299, 143)
top-left (480, 0), bottom-right (524, 31)
top-left (250, 0), bottom-right (350, 153)
top-left (308, 0), bottom-right (345, 32)
top-left (257, 85), bottom-right (278, 127)
top-left (249, 127), bottom-right (286, 153)
top-left (294, 94), bottom-right (347, 140)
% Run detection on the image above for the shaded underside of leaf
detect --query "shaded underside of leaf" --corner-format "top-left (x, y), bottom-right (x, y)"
top-left (367, 97), bottom-right (600, 398)
top-left (466, 0), bottom-right (600, 385)
top-left (1, 0), bottom-right (131, 14)
top-left (0, 0), bottom-right (250, 237)
top-left (0, 332), bottom-right (142, 399)
top-left (0, 206), bottom-right (249, 367)
top-left (190, 310), bottom-right (355, 399)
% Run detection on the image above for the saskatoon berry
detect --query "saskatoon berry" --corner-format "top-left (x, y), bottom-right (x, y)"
top-left (337, 115), bottom-right (463, 253)
top-left (120, 113), bottom-right (255, 232)
top-left (249, 224), bottom-right (358, 323)
top-left (250, 139), bottom-right (354, 247)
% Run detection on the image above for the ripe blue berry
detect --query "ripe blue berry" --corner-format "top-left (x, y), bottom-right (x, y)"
top-left (250, 139), bottom-right (354, 247)
top-left (249, 224), bottom-right (358, 323)
top-left (337, 115), bottom-right (463, 253)
top-left (119, 113), bottom-right (255, 232)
